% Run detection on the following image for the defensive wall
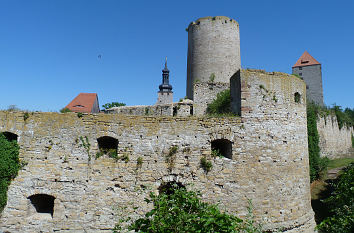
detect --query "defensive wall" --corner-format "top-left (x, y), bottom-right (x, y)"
top-left (317, 115), bottom-right (353, 159)
top-left (0, 70), bottom-right (317, 232)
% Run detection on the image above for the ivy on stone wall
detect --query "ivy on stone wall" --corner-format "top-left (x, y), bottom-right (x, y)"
top-left (0, 133), bottom-right (20, 212)
top-left (307, 103), bottom-right (328, 182)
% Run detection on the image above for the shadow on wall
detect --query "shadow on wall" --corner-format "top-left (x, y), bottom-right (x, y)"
top-left (230, 70), bottom-right (241, 116)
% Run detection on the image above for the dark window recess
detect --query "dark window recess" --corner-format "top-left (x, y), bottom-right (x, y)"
top-left (173, 106), bottom-right (177, 116)
top-left (189, 106), bottom-right (193, 115)
top-left (294, 92), bottom-right (301, 103)
top-left (97, 136), bottom-right (118, 152)
top-left (158, 181), bottom-right (185, 195)
top-left (28, 194), bottom-right (55, 216)
top-left (211, 139), bottom-right (232, 159)
top-left (306, 85), bottom-right (309, 90)
top-left (299, 67), bottom-right (302, 70)
top-left (299, 73), bottom-right (302, 76)
top-left (2, 132), bottom-right (18, 142)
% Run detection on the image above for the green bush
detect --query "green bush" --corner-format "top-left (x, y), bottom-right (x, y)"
top-left (206, 89), bottom-right (233, 116)
top-left (114, 184), bottom-right (262, 233)
top-left (331, 105), bottom-right (353, 129)
top-left (0, 133), bottom-right (20, 212)
top-left (317, 163), bottom-right (354, 233)
top-left (60, 108), bottom-right (72, 113)
top-left (102, 102), bottom-right (126, 110)
top-left (200, 157), bottom-right (212, 173)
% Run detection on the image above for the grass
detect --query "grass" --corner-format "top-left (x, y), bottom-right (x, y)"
top-left (327, 157), bottom-right (354, 170)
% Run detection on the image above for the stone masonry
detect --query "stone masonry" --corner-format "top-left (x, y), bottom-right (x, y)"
top-left (0, 70), bottom-right (316, 232)
top-left (186, 16), bottom-right (241, 101)
top-left (317, 115), bottom-right (354, 159)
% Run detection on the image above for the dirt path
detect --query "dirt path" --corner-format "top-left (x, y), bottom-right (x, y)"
top-left (327, 166), bottom-right (345, 179)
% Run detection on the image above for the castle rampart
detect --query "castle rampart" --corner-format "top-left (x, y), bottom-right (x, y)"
top-left (0, 70), bottom-right (316, 232)
top-left (317, 115), bottom-right (354, 158)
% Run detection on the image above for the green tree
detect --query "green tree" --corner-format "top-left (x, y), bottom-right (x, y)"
top-left (114, 184), bottom-right (262, 233)
top-left (317, 163), bottom-right (354, 233)
top-left (102, 102), bottom-right (126, 110)
top-left (0, 133), bottom-right (20, 212)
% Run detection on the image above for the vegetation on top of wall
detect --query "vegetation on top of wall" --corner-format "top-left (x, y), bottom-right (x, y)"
top-left (0, 133), bottom-right (20, 212)
top-left (102, 102), bottom-right (126, 110)
top-left (113, 184), bottom-right (262, 233)
top-left (60, 108), bottom-right (72, 113)
top-left (317, 163), bottom-right (354, 233)
top-left (311, 103), bottom-right (354, 129)
top-left (292, 73), bottom-right (303, 80)
top-left (307, 103), bottom-right (329, 182)
top-left (206, 89), bottom-right (236, 116)
top-left (332, 105), bottom-right (354, 129)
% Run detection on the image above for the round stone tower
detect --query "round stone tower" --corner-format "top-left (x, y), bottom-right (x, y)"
top-left (186, 16), bottom-right (241, 99)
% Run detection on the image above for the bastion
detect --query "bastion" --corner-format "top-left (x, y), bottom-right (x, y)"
top-left (0, 70), bottom-right (316, 232)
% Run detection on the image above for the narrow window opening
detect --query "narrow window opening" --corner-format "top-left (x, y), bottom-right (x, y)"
top-left (299, 67), bottom-right (302, 70)
top-left (158, 181), bottom-right (185, 195)
top-left (2, 132), bottom-right (18, 142)
top-left (211, 139), bottom-right (232, 159)
top-left (299, 73), bottom-right (302, 76)
top-left (294, 92), bottom-right (301, 103)
top-left (97, 136), bottom-right (118, 155)
top-left (173, 106), bottom-right (177, 116)
top-left (28, 194), bottom-right (55, 217)
top-left (189, 106), bottom-right (193, 115)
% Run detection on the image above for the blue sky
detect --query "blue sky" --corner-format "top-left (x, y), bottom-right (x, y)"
top-left (1, 0), bottom-right (353, 111)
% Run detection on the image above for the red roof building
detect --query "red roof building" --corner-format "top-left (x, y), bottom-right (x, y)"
top-left (292, 51), bottom-right (321, 68)
top-left (65, 93), bottom-right (100, 113)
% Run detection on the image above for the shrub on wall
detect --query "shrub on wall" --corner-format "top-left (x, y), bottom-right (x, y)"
top-left (114, 184), bottom-right (262, 233)
top-left (0, 133), bottom-right (20, 212)
top-left (206, 89), bottom-right (233, 116)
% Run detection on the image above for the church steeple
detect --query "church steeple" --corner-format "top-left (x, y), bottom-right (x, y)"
top-left (156, 57), bottom-right (173, 105)
top-left (159, 57), bottom-right (172, 92)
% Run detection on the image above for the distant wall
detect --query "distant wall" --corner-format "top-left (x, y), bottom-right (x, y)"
top-left (105, 101), bottom-right (193, 117)
top-left (317, 115), bottom-right (353, 159)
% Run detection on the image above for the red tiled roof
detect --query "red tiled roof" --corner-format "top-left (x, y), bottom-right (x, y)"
top-left (293, 51), bottom-right (320, 68)
top-left (65, 93), bottom-right (99, 113)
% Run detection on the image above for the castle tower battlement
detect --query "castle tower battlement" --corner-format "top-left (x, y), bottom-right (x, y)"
top-left (186, 16), bottom-right (241, 100)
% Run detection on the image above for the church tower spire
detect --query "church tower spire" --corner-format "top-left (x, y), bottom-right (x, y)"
top-left (156, 57), bottom-right (173, 105)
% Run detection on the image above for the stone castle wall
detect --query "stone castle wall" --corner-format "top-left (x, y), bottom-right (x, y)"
top-left (105, 101), bottom-right (193, 117)
top-left (0, 70), bottom-right (316, 232)
top-left (317, 115), bottom-right (353, 159)
top-left (193, 82), bottom-right (229, 115)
